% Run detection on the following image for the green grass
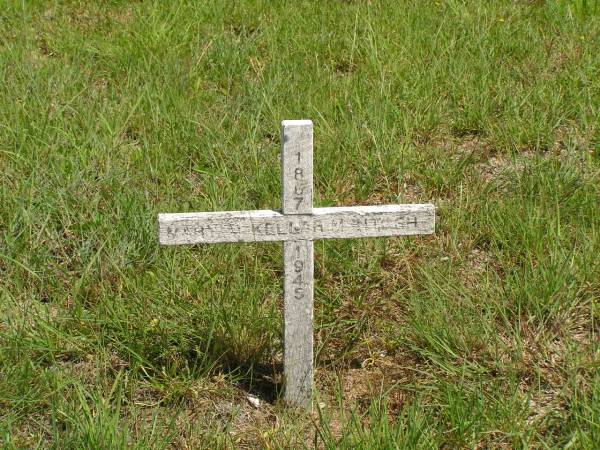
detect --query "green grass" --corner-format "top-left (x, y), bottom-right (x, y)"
top-left (1, 0), bottom-right (599, 447)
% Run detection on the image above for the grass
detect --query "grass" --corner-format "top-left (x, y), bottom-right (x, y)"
top-left (0, 0), bottom-right (599, 447)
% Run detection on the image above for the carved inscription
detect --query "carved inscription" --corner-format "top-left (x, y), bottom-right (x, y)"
top-left (290, 244), bottom-right (307, 299)
top-left (158, 205), bottom-right (434, 245)
top-left (281, 120), bottom-right (314, 407)
top-left (283, 240), bottom-right (313, 407)
top-left (164, 215), bottom-right (421, 240)
top-left (282, 120), bottom-right (312, 215)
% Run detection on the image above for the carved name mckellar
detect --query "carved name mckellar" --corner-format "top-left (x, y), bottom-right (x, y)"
top-left (159, 205), bottom-right (434, 245)
top-left (166, 214), bottom-right (422, 239)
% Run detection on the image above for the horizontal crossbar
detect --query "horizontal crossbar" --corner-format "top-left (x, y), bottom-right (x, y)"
top-left (158, 204), bottom-right (435, 245)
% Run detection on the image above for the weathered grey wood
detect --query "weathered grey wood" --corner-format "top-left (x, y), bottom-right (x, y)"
top-left (158, 204), bottom-right (435, 245)
top-left (156, 119), bottom-right (436, 411)
top-left (281, 120), bottom-right (312, 215)
top-left (281, 120), bottom-right (314, 408)
top-left (283, 240), bottom-right (313, 408)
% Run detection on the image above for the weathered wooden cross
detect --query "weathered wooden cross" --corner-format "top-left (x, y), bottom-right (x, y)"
top-left (157, 120), bottom-right (435, 408)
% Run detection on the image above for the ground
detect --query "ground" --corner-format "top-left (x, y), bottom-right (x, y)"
top-left (0, 0), bottom-right (599, 448)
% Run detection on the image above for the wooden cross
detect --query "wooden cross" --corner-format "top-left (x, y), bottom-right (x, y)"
top-left (157, 120), bottom-right (435, 408)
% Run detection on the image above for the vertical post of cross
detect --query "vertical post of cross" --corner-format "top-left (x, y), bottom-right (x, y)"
top-left (281, 120), bottom-right (314, 408)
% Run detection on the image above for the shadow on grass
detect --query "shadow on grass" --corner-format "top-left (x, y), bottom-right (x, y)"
top-left (224, 360), bottom-right (284, 404)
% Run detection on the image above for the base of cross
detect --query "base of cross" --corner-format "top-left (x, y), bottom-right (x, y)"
top-left (157, 120), bottom-right (435, 409)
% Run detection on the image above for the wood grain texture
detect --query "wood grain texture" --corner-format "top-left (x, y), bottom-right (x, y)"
top-left (156, 120), bottom-right (437, 410)
top-left (158, 204), bottom-right (435, 245)
top-left (281, 120), bottom-right (314, 408)
top-left (281, 120), bottom-right (312, 215)
top-left (283, 240), bottom-right (313, 408)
